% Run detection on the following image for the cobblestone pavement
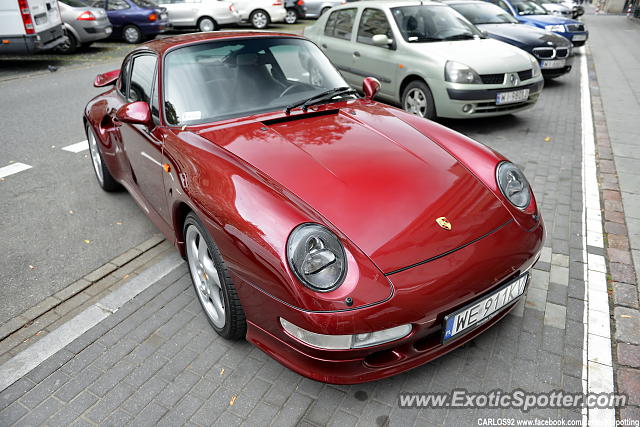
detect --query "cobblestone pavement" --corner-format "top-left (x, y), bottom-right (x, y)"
top-left (0, 52), bottom-right (602, 425)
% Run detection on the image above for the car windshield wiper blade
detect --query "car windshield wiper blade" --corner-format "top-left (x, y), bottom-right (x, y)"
top-left (285, 87), bottom-right (356, 114)
top-left (408, 36), bottom-right (444, 42)
top-left (442, 33), bottom-right (477, 40)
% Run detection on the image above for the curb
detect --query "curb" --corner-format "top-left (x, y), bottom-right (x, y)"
top-left (0, 234), bottom-right (169, 360)
top-left (586, 48), bottom-right (640, 419)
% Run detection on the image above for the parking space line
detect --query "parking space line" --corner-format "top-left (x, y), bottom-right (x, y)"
top-left (0, 252), bottom-right (184, 393)
top-left (0, 162), bottom-right (32, 179)
top-left (61, 140), bottom-right (89, 153)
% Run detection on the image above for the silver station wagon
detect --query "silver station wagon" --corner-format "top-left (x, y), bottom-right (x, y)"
top-left (305, 0), bottom-right (544, 119)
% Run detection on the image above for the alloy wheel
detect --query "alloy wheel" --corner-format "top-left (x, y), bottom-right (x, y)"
top-left (88, 129), bottom-right (104, 185)
top-left (404, 88), bottom-right (428, 118)
top-left (252, 11), bottom-right (268, 29)
top-left (199, 17), bottom-right (215, 32)
top-left (285, 10), bottom-right (297, 24)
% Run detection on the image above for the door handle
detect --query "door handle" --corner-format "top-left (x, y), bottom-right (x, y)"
top-left (353, 51), bottom-right (361, 58)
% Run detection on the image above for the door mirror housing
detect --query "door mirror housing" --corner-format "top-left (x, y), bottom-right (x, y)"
top-left (115, 101), bottom-right (153, 128)
top-left (362, 77), bottom-right (381, 101)
top-left (372, 34), bottom-right (393, 47)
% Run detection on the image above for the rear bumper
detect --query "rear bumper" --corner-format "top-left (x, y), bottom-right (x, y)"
top-left (73, 21), bottom-right (113, 43)
top-left (0, 25), bottom-right (66, 54)
top-left (138, 20), bottom-right (172, 36)
top-left (239, 218), bottom-right (544, 384)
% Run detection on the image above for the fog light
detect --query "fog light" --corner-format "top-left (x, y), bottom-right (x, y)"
top-left (280, 318), bottom-right (412, 350)
top-left (462, 104), bottom-right (473, 113)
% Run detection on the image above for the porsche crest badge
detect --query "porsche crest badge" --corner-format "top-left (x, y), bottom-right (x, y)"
top-left (436, 217), bottom-right (452, 231)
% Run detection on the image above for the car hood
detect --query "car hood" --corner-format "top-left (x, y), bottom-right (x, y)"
top-left (409, 38), bottom-right (532, 74)
top-left (196, 102), bottom-right (512, 274)
top-left (478, 23), bottom-right (571, 47)
top-left (521, 14), bottom-right (578, 25)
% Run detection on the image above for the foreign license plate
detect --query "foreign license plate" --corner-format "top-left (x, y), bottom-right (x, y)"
top-left (442, 273), bottom-right (529, 343)
top-left (573, 34), bottom-right (587, 41)
top-left (161, 12), bottom-right (168, 20)
top-left (541, 59), bottom-right (566, 69)
top-left (496, 88), bottom-right (530, 105)
top-left (105, 27), bottom-right (112, 35)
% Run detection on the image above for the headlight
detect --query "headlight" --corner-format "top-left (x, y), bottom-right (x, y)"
top-left (496, 161), bottom-right (531, 209)
top-left (544, 24), bottom-right (566, 32)
top-left (445, 61), bottom-right (482, 84)
top-left (529, 54), bottom-right (541, 77)
top-left (287, 223), bottom-right (347, 292)
top-left (280, 318), bottom-right (412, 350)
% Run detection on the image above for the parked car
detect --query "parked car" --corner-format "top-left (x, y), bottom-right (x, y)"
top-left (305, 1), bottom-right (544, 119)
top-left (484, 0), bottom-right (587, 46)
top-left (84, 0), bottom-right (170, 43)
top-left (0, 0), bottom-right (66, 54)
top-left (86, 31), bottom-right (544, 383)
top-left (303, 0), bottom-right (344, 18)
top-left (233, 0), bottom-right (287, 29)
top-left (533, 0), bottom-right (572, 17)
top-left (537, 0), bottom-right (583, 18)
top-left (285, 0), bottom-right (306, 24)
top-left (57, 0), bottom-right (112, 53)
top-left (156, 0), bottom-right (241, 31)
top-left (447, 1), bottom-right (573, 79)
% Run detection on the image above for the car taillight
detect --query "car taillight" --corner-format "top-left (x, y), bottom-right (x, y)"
top-left (229, 4), bottom-right (237, 12)
top-left (148, 12), bottom-right (157, 21)
top-left (77, 11), bottom-right (96, 21)
top-left (272, 0), bottom-right (282, 5)
top-left (18, 0), bottom-right (34, 34)
top-left (297, 0), bottom-right (304, 4)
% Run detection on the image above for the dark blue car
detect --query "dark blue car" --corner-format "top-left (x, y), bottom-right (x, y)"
top-left (484, 0), bottom-right (588, 46)
top-left (448, 0), bottom-right (574, 79)
top-left (85, 0), bottom-right (170, 43)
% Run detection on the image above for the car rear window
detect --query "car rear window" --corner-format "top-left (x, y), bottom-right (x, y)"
top-left (324, 8), bottom-right (356, 40)
top-left (130, 0), bottom-right (158, 8)
top-left (60, 0), bottom-right (92, 7)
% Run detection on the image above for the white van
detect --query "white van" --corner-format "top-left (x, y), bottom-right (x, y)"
top-left (0, 0), bottom-right (67, 54)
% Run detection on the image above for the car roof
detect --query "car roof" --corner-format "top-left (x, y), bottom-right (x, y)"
top-left (136, 31), bottom-right (306, 56)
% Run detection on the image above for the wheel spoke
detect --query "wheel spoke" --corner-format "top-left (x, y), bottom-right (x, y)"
top-left (197, 234), bottom-right (207, 263)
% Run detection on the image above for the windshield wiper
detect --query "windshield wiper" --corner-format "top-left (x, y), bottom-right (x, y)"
top-left (442, 33), bottom-right (478, 41)
top-left (285, 87), bottom-right (357, 114)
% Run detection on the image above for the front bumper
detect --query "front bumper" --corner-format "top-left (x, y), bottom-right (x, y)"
top-left (238, 218), bottom-right (544, 384)
top-left (268, 6), bottom-right (288, 23)
top-left (436, 78), bottom-right (544, 119)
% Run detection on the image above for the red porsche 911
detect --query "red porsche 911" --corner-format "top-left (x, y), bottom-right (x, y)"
top-left (84, 32), bottom-right (544, 384)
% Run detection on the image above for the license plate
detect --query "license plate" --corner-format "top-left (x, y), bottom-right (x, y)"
top-left (496, 88), bottom-right (530, 105)
top-left (541, 59), bottom-right (565, 69)
top-left (161, 13), bottom-right (168, 20)
top-left (573, 34), bottom-right (587, 41)
top-left (442, 273), bottom-right (529, 343)
top-left (105, 27), bottom-right (112, 34)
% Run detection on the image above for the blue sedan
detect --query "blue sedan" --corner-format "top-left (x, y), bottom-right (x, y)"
top-left (484, 0), bottom-right (588, 46)
top-left (85, 0), bottom-right (170, 43)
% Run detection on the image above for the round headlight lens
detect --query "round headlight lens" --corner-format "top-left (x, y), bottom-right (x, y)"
top-left (287, 224), bottom-right (347, 292)
top-left (496, 161), bottom-right (531, 209)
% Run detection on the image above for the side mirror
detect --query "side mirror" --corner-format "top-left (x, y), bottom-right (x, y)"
top-left (115, 101), bottom-right (153, 128)
top-left (94, 69), bottom-right (120, 88)
top-left (372, 34), bottom-right (393, 47)
top-left (362, 77), bottom-right (381, 101)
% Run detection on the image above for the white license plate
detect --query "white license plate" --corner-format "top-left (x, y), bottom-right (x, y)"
top-left (161, 13), bottom-right (168, 20)
top-left (105, 27), bottom-right (112, 34)
top-left (573, 34), bottom-right (587, 41)
top-left (496, 88), bottom-right (530, 105)
top-left (442, 273), bottom-right (529, 342)
top-left (541, 59), bottom-right (566, 69)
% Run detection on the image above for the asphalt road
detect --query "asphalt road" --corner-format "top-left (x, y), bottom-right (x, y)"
top-left (0, 21), bottom-right (311, 325)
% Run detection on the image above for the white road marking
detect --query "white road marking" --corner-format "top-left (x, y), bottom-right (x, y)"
top-left (0, 162), bottom-right (32, 179)
top-left (0, 252), bottom-right (185, 393)
top-left (61, 140), bottom-right (89, 153)
top-left (579, 51), bottom-right (616, 427)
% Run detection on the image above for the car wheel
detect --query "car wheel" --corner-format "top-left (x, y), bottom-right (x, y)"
top-left (250, 9), bottom-right (270, 29)
top-left (123, 25), bottom-right (142, 44)
top-left (197, 16), bottom-right (218, 32)
top-left (285, 9), bottom-right (297, 24)
top-left (184, 213), bottom-right (247, 340)
top-left (402, 80), bottom-right (436, 120)
top-left (56, 30), bottom-right (77, 54)
top-left (86, 123), bottom-right (120, 192)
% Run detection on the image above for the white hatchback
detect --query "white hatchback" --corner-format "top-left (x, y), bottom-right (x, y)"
top-left (157, 0), bottom-right (241, 32)
top-left (234, 0), bottom-right (287, 28)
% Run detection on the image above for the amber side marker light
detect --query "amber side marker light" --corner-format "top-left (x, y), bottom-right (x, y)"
top-left (2, 40), bottom-right (9, 44)
top-left (163, 163), bottom-right (171, 173)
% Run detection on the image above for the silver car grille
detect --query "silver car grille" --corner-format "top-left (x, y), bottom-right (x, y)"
top-left (532, 47), bottom-right (570, 59)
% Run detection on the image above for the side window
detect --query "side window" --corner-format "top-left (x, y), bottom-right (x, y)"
top-left (128, 54), bottom-right (157, 104)
top-left (107, 0), bottom-right (130, 10)
top-left (324, 9), bottom-right (356, 40)
top-left (117, 58), bottom-right (130, 97)
top-left (150, 72), bottom-right (160, 120)
top-left (357, 8), bottom-right (392, 46)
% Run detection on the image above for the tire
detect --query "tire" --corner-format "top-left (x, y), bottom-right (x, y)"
top-left (197, 16), bottom-right (218, 32)
top-left (285, 8), bottom-right (297, 24)
top-left (56, 30), bottom-right (78, 54)
top-left (250, 9), bottom-right (270, 29)
top-left (86, 123), bottom-right (120, 192)
top-left (122, 25), bottom-right (142, 44)
top-left (184, 213), bottom-right (247, 340)
top-left (402, 79), bottom-right (436, 120)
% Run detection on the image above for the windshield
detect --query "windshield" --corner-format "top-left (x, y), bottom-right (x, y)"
top-left (511, 0), bottom-right (549, 15)
top-left (449, 2), bottom-right (519, 24)
top-left (391, 5), bottom-right (483, 43)
top-left (130, 0), bottom-right (158, 8)
top-left (164, 38), bottom-right (350, 125)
